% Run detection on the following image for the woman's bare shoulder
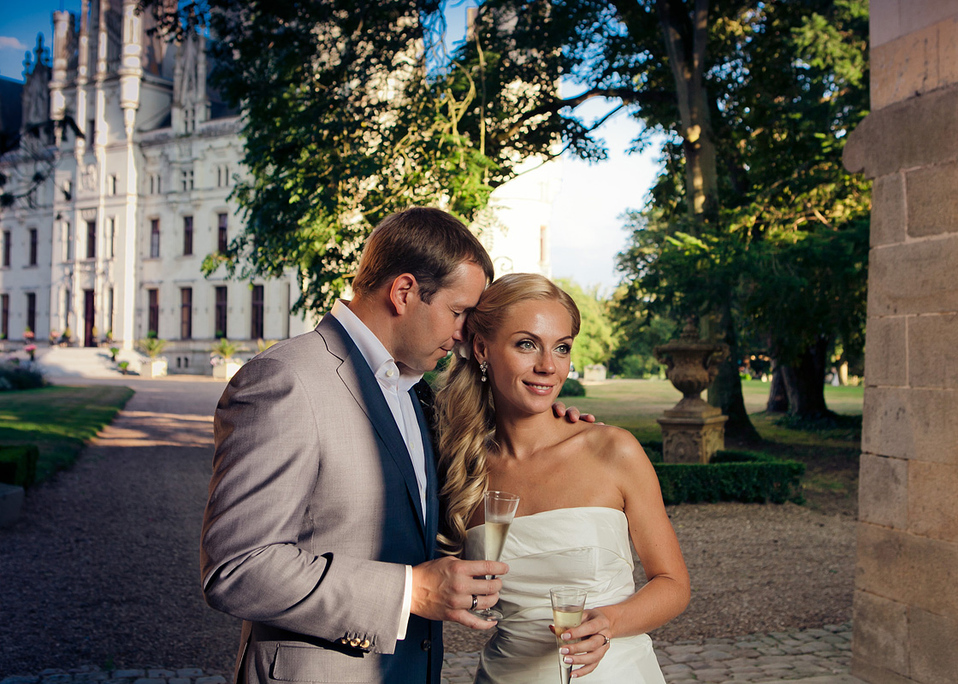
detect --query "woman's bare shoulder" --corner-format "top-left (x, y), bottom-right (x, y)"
top-left (569, 423), bottom-right (651, 467)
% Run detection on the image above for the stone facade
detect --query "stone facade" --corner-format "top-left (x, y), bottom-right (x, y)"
top-left (0, 1), bottom-right (555, 374)
top-left (844, 2), bottom-right (958, 682)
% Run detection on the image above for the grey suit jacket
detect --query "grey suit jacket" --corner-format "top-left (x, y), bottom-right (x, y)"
top-left (201, 315), bottom-right (442, 683)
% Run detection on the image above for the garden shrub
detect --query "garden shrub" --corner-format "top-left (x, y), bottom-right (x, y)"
top-left (558, 378), bottom-right (585, 397)
top-left (653, 450), bottom-right (804, 505)
top-left (0, 361), bottom-right (46, 391)
top-left (0, 445), bottom-right (39, 489)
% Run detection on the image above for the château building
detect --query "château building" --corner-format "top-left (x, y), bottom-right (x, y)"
top-left (0, 0), bottom-right (557, 374)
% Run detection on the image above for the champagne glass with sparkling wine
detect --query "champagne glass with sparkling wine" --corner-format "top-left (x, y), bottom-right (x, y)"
top-left (472, 490), bottom-right (520, 621)
top-left (550, 586), bottom-right (588, 684)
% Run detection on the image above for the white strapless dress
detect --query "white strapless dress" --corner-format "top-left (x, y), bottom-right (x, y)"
top-left (464, 507), bottom-right (666, 684)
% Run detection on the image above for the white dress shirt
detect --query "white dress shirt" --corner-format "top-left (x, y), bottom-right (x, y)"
top-left (330, 299), bottom-right (427, 640)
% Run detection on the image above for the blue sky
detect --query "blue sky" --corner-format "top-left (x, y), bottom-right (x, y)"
top-left (0, 2), bottom-right (81, 82)
top-left (1, 1), bottom-right (657, 293)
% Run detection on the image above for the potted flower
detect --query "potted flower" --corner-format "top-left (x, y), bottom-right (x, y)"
top-left (24, 344), bottom-right (36, 361)
top-left (23, 328), bottom-right (34, 342)
top-left (211, 338), bottom-right (244, 380)
top-left (137, 336), bottom-right (168, 378)
top-left (109, 346), bottom-right (120, 363)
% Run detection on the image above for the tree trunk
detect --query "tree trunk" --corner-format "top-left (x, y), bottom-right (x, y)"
top-left (708, 301), bottom-right (762, 444)
top-left (655, 0), bottom-right (718, 223)
top-left (780, 336), bottom-right (831, 418)
top-left (766, 363), bottom-right (789, 413)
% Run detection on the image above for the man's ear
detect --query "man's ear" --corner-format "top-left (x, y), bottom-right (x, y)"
top-left (387, 274), bottom-right (417, 315)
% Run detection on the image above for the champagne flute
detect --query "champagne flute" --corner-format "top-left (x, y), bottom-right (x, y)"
top-left (550, 586), bottom-right (588, 684)
top-left (472, 490), bottom-right (520, 621)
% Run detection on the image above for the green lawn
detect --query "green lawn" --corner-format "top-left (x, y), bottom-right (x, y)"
top-left (0, 384), bottom-right (134, 484)
top-left (575, 378), bottom-right (863, 513)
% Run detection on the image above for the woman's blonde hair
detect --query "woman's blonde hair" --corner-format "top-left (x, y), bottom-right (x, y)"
top-left (435, 273), bottom-right (580, 555)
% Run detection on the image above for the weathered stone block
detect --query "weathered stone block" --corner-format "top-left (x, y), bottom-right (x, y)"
top-left (871, 24), bottom-right (938, 111)
top-left (864, 315), bottom-right (907, 387)
top-left (909, 606), bottom-right (958, 684)
top-left (908, 313), bottom-right (958, 388)
top-left (871, 173), bottom-right (906, 247)
top-left (855, 523), bottom-right (909, 604)
top-left (904, 389), bottom-right (958, 464)
top-left (940, 17), bottom-right (958, 91)
top-left (858, 454), bottom-right (908, 529)
top-left (862, 387), bottom-right (958, 464)
top-left (851, 590), bottom-right (909, 677)
top-left (903, 534), bottom-right (958, 617)
top-left (909, 462), bottom-right (958, 542)
top-left (900, 2), bottom-right (958, 41)
top-left (858, 524), bottom-right (958, 617)
top-left (862, 388), bottom-right (911, 458)
top-left (869, 0), bottom-right (902, 49)
top-left (852, 657), bottom-right (920, 684)
top-left (868, 237), bottom-right (958, 316)
top-left (845, 85), bottom-right (958, 179)
top-left (907, 162), bottom-right (958, 237)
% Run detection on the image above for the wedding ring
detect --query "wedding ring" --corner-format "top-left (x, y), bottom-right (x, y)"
top-left (471, 595), bottom-right (479, 610)
top-left (601, 634), bottom-right (611, 646)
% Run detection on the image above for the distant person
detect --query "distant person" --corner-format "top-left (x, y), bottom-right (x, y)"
top-left (436, 273), bottom-right (690, 682)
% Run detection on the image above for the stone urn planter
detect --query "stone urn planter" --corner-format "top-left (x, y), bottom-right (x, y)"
top-left (653, 319), bottom-right (730, 464)
top-left (210, 338), bottom-right (245, 381)
top-left (212, 360), bottom-right (242, 380)
top-left (141, 358), bottom-right (168, 378)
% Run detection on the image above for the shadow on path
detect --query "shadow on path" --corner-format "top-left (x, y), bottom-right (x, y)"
top-left (0, 378), bottom-right (239, 677)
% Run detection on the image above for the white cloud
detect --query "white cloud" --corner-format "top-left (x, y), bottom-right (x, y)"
top-left (0, 37), bottom-right (29, 52)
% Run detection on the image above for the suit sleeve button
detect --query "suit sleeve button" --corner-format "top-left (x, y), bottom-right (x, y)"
top-left (339, 637), bottom-right (348, 645)
top-left (360, 639), bottom-right (371, 648)
top-left (350, 638), bottom-right (361, 647)
top-left (421, 639), bottom-right (431, 651)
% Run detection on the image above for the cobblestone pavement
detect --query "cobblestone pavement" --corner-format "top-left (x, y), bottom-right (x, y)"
top-left (1, 623), bottom-right (860, 684)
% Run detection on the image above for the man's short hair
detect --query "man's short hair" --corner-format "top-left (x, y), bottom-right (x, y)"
top-left (352, 207), bottom-right (495, 302)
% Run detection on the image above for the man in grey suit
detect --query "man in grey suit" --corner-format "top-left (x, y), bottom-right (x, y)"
top-left (201, 208), bottom-right (507, 683)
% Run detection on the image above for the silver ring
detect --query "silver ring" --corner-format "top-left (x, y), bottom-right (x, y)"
top-left (471, 595), bottom-right (479, 610)
top-left (601, 634), bottom-right (611, 646)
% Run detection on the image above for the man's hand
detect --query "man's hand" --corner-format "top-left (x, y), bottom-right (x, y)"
top-left (411, 557), bottom-right (508, 629)
top-left (552, 402), bottom-right (598, 424)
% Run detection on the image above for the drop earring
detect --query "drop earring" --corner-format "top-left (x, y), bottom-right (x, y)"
top-left (480, 361), bottom-right (488, 382)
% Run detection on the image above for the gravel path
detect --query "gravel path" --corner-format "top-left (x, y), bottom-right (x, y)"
top-left (0, 378), bottom-right (857, 679)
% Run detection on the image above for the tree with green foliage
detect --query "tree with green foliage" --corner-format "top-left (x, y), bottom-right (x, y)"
top-left (610, 0), bottom-right (870, 423)
top-left (139, 0), bottom-right (869, 429)
top-left (555, 279), bottom-right (617, 372)
top-left (142, 0), bottom-right (498, 312)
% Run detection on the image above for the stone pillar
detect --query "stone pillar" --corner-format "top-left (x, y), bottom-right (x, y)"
top-left (843, 3), bottom-right (958, 683)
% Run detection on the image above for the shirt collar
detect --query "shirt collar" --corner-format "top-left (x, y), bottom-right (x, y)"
top-left (331, 299), bottom-right (423, 392)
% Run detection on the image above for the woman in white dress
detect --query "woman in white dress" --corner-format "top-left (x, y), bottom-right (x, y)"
top-left (435, 273), bottom-right (690, 682)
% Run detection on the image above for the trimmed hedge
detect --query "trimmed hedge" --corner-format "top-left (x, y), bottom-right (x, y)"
top-left (0, 361), bottom-right (45, 391)
top-left (558, 378), bottom-right (586, 397)
top-left (0, 444), bottom-right (40, 489)
top-left (653, 449), bottom-right (804, 505)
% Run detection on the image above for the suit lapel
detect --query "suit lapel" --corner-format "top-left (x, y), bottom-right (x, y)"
top-left (410, 387), bottom-right (439, 558)
top-left (318, 316), bottom-right (428, 540)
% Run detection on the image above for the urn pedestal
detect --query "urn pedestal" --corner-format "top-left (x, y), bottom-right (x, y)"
top-left (654, 322), bottom-right (729, 464)
top-left (141, 358), bottom-right (168, 379)
top-left (213, 361), bottom-right (241, 381)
